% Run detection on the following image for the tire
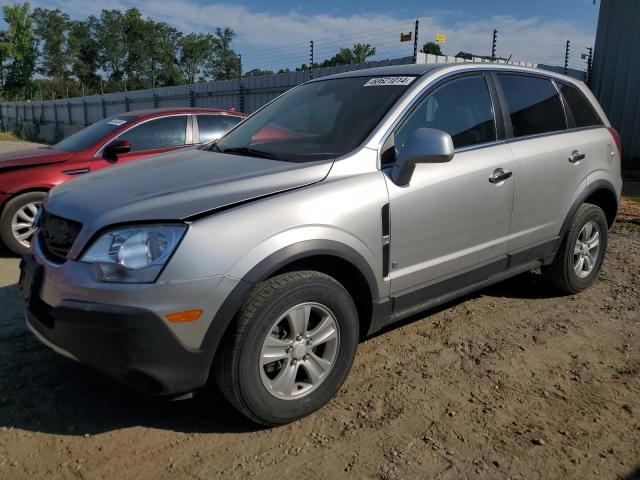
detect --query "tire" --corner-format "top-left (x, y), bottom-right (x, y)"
top-left (214, 271), bottom-right (359, 426)
top-left (542, 203), bottom-right (608, 294)
top-left (0, 191), bottom-right (46, 256)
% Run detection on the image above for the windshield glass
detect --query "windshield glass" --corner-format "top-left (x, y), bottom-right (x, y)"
top-left (53, 115), bottom-right (139, 152)
top-left (213, 76), bottom-right (415, 162)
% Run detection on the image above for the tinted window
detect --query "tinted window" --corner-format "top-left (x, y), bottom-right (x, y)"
top-left (53, 115), bottom-right (138, 152)
top-left (394, 75), bottom-right (496, 154)
top-left (498, 74), bottom-right (566, 137)
top-left (120, 116), bottom-right (187, 152)
top-left (558, 83), bottom-right (602, 128)
top-left (197, 115), bottom-right (242, 143)
top-left (214, 76), bottom-right (414, 163)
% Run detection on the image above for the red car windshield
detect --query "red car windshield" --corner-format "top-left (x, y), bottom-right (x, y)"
top-left (52, 115), bottom-right (139, 152)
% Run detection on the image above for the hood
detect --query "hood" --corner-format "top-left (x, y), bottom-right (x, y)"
top-left (45, 148), bottom-right (332, 237)
top-left (0, 147), bottom-right (73, 171)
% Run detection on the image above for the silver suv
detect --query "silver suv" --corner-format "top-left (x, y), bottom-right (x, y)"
top-left (20, 64), bottom-right (622, 425)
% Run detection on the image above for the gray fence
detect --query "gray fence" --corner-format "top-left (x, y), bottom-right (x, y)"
top-left (0, 54), bottom-right (584, 144)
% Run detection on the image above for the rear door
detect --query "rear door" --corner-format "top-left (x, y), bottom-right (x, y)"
top-left (90, 115), bottom-right (191, 171)
top-left (496, 73), bottom-right (589, 254)
top-left (386, 73), bottom-right (516, 302)
top-left (194, 114), bottom-right (243, 145)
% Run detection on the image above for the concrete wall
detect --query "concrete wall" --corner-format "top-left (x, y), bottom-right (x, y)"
top-left (0, 53), bottom-right (585, 146)
top-left (592, 0), bottom-right (640, 177)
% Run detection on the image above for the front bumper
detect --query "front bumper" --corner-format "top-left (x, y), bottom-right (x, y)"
top-left (21, 251), bottom-right (240, 395)
top-left (25, 297), bottom-right (211, 394)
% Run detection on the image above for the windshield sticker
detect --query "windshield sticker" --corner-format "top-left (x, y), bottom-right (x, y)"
top-left (363, 76), bottom-right (415, 87)
top-left (107, 119), bottom-right (127, 126)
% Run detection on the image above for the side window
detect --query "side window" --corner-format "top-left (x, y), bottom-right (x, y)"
top-left (557, 83), bottom-right (603, 128)
top-left (119, 116), bottom-right (187, 152)
top-left (393, 75), bottom-right (496, 158)
top-left (197, 115), bottom-right (242, 143)
top-left (497, 74), bottom-right (566, 137)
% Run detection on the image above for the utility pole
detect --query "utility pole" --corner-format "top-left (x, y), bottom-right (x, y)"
top-left (564, 40), bottom-right (570, 75)
top-left (309, 40), bottom-right (314, 78)
top-left (238, 54), bottom-right (242, 78)
top-left (413, 19), bottom-right (420, 63)
top-left (585, 47), bottom-right (593, 87)
top-left (491, 29), bottom-right (498, 61)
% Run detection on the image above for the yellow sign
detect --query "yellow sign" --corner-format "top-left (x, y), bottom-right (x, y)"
top-left (400, 32), bottom-right (412, 42)
top-left (436, 33), bottom-right (446, 43)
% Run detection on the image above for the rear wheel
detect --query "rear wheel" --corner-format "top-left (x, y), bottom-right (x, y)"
top-left (542, 203), bottom-right (608, 294)
top-left (214, 271), bottom-right (359, 426)
top-left (0, 191), bottom-right (46, 256)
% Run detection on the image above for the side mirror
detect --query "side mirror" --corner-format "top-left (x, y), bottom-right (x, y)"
top-left (391, 128), bottom-right (454, 186)
top-left (103, 139), bottom-right (131, 161)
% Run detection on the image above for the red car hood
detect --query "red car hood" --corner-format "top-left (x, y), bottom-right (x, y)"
top-left (0, 147), bottom-right (73, 171)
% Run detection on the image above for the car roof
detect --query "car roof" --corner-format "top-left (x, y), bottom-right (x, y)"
top-left (311, 62), bottom-right (580, 85)
top-left (122, 107), bottom-right (246, 118)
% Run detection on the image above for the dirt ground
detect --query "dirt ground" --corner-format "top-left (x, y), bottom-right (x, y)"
top-left (0, 142), bottom-right (638, 480)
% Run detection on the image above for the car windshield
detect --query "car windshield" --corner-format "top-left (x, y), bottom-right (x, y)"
top-left (212, 76), bottom-right (416, 162)
top-left (52, 115), bottom-right (139, 152)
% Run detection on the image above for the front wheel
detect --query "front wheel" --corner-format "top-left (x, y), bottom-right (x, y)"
top-left (542, 203), bottom-right (608, 294)
top-left (214, 271), bottom-right (359, 426)
top-left (0, 191), bottom-right (46, 256)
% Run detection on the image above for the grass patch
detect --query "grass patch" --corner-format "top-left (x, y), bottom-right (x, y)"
top-left (0, 131), bottom-right (20, 141)
top-left (614, 220), bottom-right (640, 231)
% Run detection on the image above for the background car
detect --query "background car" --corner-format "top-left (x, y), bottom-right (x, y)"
top-left (0, 107), bottom-right (246, 255)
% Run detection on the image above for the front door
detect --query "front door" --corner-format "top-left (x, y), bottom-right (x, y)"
top-left (91, 115), bottom-right (191, 171)
top-left (385, 74), bottom-right (515, 308)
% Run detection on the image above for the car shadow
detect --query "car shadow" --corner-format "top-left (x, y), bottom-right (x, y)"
top-left (0, 281), bottom-right (260, 436)
top-left (371, 270), bottom-right (567, 339)
top-left (621, 467), bottom-right (640, 480)
top-left (0, 270), bottom-right (566, 437)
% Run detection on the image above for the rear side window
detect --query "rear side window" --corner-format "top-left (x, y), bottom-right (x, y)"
top-left (557, 83), bottom-right (603, 128)
top-left (498, 74), bottom-right (566, 137)
top-left (197, 115), bottom-right (243, 143)
top-left (394, 75), bottom-right (496, 152)
top-left (120, 116), bottom-right (187, 152)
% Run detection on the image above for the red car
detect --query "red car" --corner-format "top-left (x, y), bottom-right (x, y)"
top-left (0, 107), bottom-right (245, 255)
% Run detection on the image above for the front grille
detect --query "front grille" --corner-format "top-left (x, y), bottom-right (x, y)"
top-left (38, 209), bottom-right (82, 262)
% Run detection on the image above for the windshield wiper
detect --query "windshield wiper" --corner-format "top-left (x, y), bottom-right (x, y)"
top-left (219, 146), bottom-right (281, 160)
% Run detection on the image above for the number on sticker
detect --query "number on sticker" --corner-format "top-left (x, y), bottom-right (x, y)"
top-left (363, 77), bottom-right (415, 87)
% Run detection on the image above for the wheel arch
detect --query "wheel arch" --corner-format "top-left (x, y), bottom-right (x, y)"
top-left (201, 240), bottom-right (382, 359)
top-left (552, 179), bottom-right (618, 260)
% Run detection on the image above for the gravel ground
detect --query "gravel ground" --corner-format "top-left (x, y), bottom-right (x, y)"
top-left (0, 141), bottom-right (638, 479)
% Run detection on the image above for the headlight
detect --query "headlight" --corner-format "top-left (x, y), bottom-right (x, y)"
top-left (80, 225), bottom-right (186, 283)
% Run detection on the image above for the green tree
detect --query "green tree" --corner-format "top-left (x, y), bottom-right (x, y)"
top-left (351, 43), bottom-right (376, 64)
top-left (147, 21), bottom-right (182, 87)
top-left (208, 27), bottom-right (240, 80)
top-left (421, 42), bottom-right (442, 56)
top-left (243, 68), bottom-right (274, 77)
top-left (319, 43), bottom-right (376, 67)
top-left (32, 8), bottom-right (70, 78)
top-left (0, 31), bottom-right (10, 88)
top-left (68, 17), bottom-right (101, 92)
top-left (176, 33), bottom-right (213, 84)
top-left (96, 9), bottom-right (126, 88)
top-left (455, 51), bottom-right (473, 60)
top-left (3, 2), bottom-right (37, 98)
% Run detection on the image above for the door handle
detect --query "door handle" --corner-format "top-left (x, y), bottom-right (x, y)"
top-left (488, 168), bottom-right (513, 184)
top-left (568, 150), bottom-right (586, 163)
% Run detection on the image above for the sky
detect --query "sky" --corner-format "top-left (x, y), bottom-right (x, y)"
top-left (0, 0), bottom-right (601, 72)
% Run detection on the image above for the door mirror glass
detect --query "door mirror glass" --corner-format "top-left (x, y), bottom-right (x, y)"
top-left (391, 128), bottom-right (454, 185)
top-left (103, 139), bottom-right (131, 161)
